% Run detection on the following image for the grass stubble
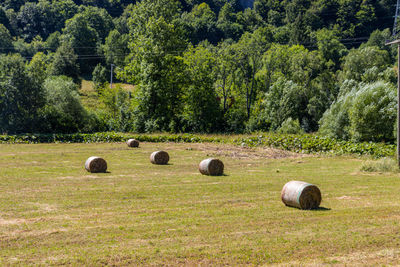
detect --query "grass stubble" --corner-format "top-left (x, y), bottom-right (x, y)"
top-left (0, 142), bottom-right (400, 266)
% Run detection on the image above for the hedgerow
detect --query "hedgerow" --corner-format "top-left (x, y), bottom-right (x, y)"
top-left (0, 132), bottom-right (395, 158)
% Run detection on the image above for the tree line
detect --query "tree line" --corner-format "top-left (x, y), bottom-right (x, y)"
top-left (0, 0), bottom-right (398, 142)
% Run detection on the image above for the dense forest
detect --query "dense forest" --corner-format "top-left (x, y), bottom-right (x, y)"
top-left (0, 0), bottom-right (398, 142)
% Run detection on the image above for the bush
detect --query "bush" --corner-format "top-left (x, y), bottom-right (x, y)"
top-left (349, 81), bottom-right (396, 142)
top-left (277, 118), bottom-right (304, 134)
top-left (92, 64), bottom-right (108, 92)
top-left (0, 132), bottom-right (394, 158)
top-left (319, 81), bottom-right (396, 142)
top-left (248, 78), bottom-right (306, 132)
top-left (40, 76), bottom-right (97, 133)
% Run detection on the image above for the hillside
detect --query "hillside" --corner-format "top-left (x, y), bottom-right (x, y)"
top-left (0, 0), bottom-right (398, 142)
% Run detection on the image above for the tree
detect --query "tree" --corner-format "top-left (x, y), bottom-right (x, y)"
top-left (16, 2), bottom-right (50, 42)
top-left (217, 2), bottom-right (243, 40)
top-left (120, 0), bottom-right (187, 132)
top-left (61, 13), bottom-right (99, 73)
top-left (183, 44), bottom-right (222, 132)
top-left (338, 46), bottom-right (391, 83)
top-left (319, 81), bottom-right (396, 142)
top-left (92, 63), bottom-right (108, 91)
top-left (0, 54), bottom-right (44, 133)
top-left (233, 27), bottom-right (272, 119)
top-left (349, 81), bottom-right (396, 141)
top-left (0, 24), bottom-right (13, 53)
top-left (28, 52), bottom-right (49, 84)
top-left (40, 76), bottom-right (96, 133)
top-left (102, 29), bottom-right (129, 66)
top-left (81, 6), bottom-right (114, 42)
top-left (315, 28), bottom-right (347, 69)
top-left (49, 42), bottom-right (80, 81)
top-left (181, 3), bottom-right (220, 44)
top-left (248, 78), bottom-right (306, 131)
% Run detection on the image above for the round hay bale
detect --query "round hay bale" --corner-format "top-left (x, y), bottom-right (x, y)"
top-left (150, 151), bottom-right (169, 165)
top-left (85, 156), bottom-right (107, 173)
top-left (127, 139), bottom-right (140, 148)
top-left (199, 158), bottom-right (224, 176)
top-left (281, 181), bottom-right (321, 210)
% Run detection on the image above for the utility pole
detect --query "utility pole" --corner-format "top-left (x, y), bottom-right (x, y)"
top-left (387, 0), bottom-right (400, 168)
top-left (110, 64), bottom-right (115, 89)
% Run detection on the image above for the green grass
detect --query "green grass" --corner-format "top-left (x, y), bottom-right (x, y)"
top-left (79, 80), bottom-right (135, 111)
top-left (1, 142), bottom-right (400, 265)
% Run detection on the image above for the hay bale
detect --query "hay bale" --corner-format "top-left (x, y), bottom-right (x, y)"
top-left (199, 158), bottom-right (224, 176)
top-left (150, 151), bottom-right (169, 165)
top-left (85, 156), bottom-right (107, 173)
top-left (281, 181), bottom-right (321, 210)
top-left (127, 139), bottom-right (140, 148)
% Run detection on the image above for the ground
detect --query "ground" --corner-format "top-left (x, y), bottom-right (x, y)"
top-left (0, 142), bottom-right (400, 266)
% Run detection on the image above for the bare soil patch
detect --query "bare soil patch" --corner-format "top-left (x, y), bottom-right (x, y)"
top-left (188, 143), bottom-right (306, 159)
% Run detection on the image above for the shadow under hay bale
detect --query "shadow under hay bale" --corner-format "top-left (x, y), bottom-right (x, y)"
top-left (281, 181), bottom-right (321, 210)
top-left (127, 139), bottom-right (140, 148)
top-left (199, 158), bottom-right (224, 176)
top-left (150, 151), bottom-right (169, 165)
top-left (85, 156), bottom-right (107, 173)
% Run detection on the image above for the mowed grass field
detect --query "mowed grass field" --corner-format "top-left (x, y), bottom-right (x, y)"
top-left (1, 142), bottom-right (400, 265)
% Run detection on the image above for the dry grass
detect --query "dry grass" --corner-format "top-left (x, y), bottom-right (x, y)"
top-left (1, 142), bottom-right (400, 265)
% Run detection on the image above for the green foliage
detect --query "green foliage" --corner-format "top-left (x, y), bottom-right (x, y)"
top-left (0, 132), bottom-right (395, 158)
top-left (183, 44), bottom-right (222, 132)
top-left (102, 29), bottom-right (129, 66)
top-left (0, 0), bottom-right (398, 139)
top-left (92, 64), bottom-right (108, 91)
top-left (338, 46), bottom-right (391, 83)
top-left (237, 134), bottom-right (395, 157)
top-left (181, 3), bottom-right (219, 44)
top-left (40, 76), bottom-right (97, 133)
top-left (27, 52), bottom-right (49, 84)
top-left (121, 0), bottom-right (187, 132)
top-left (319, 81), bottom-right (396, 142)
top-left (277, 117), bottom-right (304, 134)
top-left (248, 78), bottom-right (306, 132)
top-left (0, 23), bottom-right (13, 52)
top-left (0, 54), bottom-right (44, 134)
top-left (315, 28), bottom-right (346, 69)
top-left (49, 43), bottom-right (80, 81)
top-left (81, 6), bottom-right (114, 42)
top-left (98, 85), bottom-right (134, 132)
top-left (61, 13), bottom-right (100, 72)
top-left (349, 81), bottom-right (396, 142)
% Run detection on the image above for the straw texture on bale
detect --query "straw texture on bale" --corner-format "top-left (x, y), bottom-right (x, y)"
top-left (150, 151), bottom-right (169, 165)
top-left (199, 158), bottom-right (224, 176)
top-left (127, 139), bottom-right (140, 148)
top-left (85, 156), bottom-right (107, 173)
top-left (281, 181), bottom-right (321, 210)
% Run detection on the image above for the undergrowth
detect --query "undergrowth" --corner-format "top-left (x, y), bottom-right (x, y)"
top-left (0, 132), bottom-right (395, 158)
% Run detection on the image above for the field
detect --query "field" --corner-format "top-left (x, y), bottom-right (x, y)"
top-left (1, 142), bottom-right (400, 265)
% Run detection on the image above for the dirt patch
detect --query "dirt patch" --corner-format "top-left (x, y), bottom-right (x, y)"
top-left (190, 143), bottom-right (306, 159)
top-left (0, 218), bottom-right (27, 226)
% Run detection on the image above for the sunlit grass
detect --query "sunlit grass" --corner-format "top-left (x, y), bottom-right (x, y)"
top-left (79, 80), bottom-right (135, 111)
top-left (1, 142), bottom-right (400, 265)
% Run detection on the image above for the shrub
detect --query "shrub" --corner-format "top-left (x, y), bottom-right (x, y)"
top-left (349, 81), bottom-right (396, 142)
top-left (319, 81), bottom-right (396, 142)
top-left (277, 118), bottom-right (304, 134)
top-left (40, 76), bottom-right (96, 133)
top-left (92, 64), bottom-right (108, 92)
